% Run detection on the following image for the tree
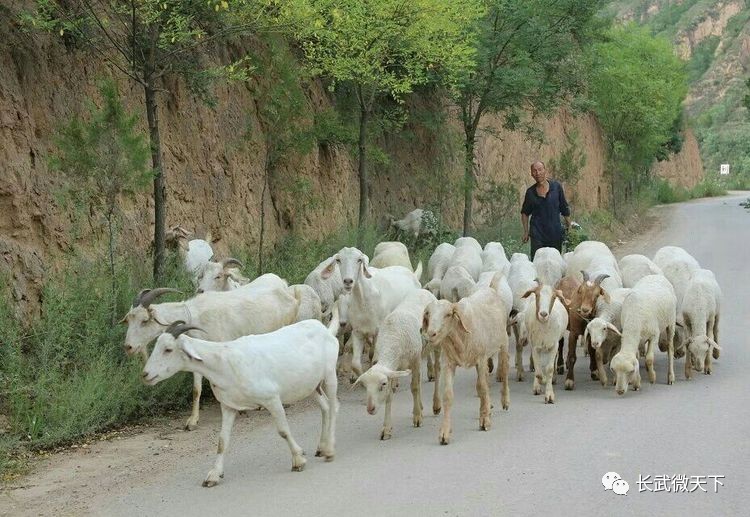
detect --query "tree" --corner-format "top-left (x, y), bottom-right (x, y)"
top-left (586, 25), bottom-right (687, 206)
top-left (22, 0), bottom-right (283, 281)
top-left (52, 79), bottom-right (151, 322)
top-left (297, 0), bottom-right (481, 243)
top-left (453, 0), bottom-right (604, 235)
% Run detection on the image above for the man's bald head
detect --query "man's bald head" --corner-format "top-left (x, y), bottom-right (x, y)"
top-left (530, 160), bottom-right (545, 171)
top-left (530, 161), bottom-right (547, 184)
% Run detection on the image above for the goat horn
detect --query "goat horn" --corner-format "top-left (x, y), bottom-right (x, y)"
top-left (132, 288), bottom-right (152, 308)
top-left (594, 274), bottom-right (610, 285)
top-left (220, 258), bottom-right (244, 269)
top-left (580, 270), bottom-right (590, 282)
top-left (165, 321), bottom-right (204, 338)
top-left (139, 288), bottom-right (182, 308)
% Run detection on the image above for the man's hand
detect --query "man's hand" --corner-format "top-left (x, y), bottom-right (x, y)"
top-left (522, 232), bottom-right (529, 243)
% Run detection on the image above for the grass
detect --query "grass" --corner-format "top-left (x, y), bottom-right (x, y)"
top-left (653, 175), bottom-right (727, 204)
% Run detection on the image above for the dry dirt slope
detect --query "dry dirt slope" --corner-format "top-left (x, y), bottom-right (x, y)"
top-left (0, 0), bottom-right (704, 312)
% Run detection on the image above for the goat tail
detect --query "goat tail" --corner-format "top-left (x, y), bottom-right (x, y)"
top-left (327, 304), bottom-right (340, 337)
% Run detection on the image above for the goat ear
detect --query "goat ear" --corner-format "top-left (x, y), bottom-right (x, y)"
top-left (320, 257), bottom-right (337, 280)
top-left (555, 290), bottom-right (571, 307)
top-left (179, 340), bottom-right (203, 362)
top-left (452, 306), bottom-right (471, 334)
top-left (361, 255), bottom-right (372, 279)
top-left (707, 338), bottom-right (721, 351)
top-left (599, 287), bottom-right (611, 304)
top-left (119, 314), bottom-right (128, 325)
top-left (521, 287), bottom-right (536, 299)
top-left (387, 369), bottom-right (411, 379)
top-left (421, 311), bottom-right (430, 333)
top-left (606, 322), bottom-right (622, 337)
top-left (350, 374), bottom-right (364, 390)
top-left (675, 321), bottom-right (684, 328)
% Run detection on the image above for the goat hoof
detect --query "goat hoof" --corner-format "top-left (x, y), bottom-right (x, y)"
top-left (427, 375), bottom-right (435, 382)
top-left (185, 423), bottom-right (197, 431)
top-left (590, 371), bottom-right (599, 381)
top-left (291, 460), bottom-right (306, 472)
top-left (564, 379), bottom-right (574, 391)
top-left (324, 454), bottom-right (335, 462)
top-left (433, 406), bottom-right (441, 416)
top-left (545, 396), bottom-right (555, 404)
top-left (380, 429), bottom-right (392, 440)
top-left (315, 449), bottom-right (322, 457)
top-left (439, 432), bottom-right (451, 445)
top-left (712, 348), bottom-right (720, 360)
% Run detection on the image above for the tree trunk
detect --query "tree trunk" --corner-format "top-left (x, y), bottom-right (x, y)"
top-left (462, 132), bottom-right (476, 237)
top-left (357, 105), bottom-right (368, 247)
top-left (107, 209), bottom-right (117, 325)
top-left (258, 153), bottom-right (271, 275)
top-left (145, 83), bottom-right (166, 283)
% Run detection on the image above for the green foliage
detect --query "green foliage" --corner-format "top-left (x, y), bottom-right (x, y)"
top-left (298, 0), bottom-right (482, 102)
top-left (652, 175), bottom-right (726, 204)
top-left (548, 130), bottom-right (587, 185)
top-left (686, 35), bottom-right (719, 82)
top-left (52, 80), bottom-right (152, 214)
top-left (453, 0), bottom-right (605, 234)
top-left (0, 253), bottom-right (193, 462)
top-left (586, 24), bottom-right (688, 198)
top-left (475, 180), bottom-right (519, 227)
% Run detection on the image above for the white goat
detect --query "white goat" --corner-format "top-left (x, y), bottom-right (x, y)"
top-left (478, 271), bottom-right (513, 381)
top-left (391, 208), bottom-right (434, 239)
top-left (440, 265), bottom-right (476, 302)
top-left (533, 247), bottom-right (566, 287)
top-left (507, 253), bottom-right (537, 380)
top-left (653, 246), bottom-right (700, 350)
top-left (447, 239), bottom-right (482, 281)
top-left (122, 285), bottom-right (301, 429)
top-left (583, 287), bottom-right (632, 386)
top-left (481, 242), bottom-right (510, 276)
top-left (321, 247), bottom-right (421, 381)
top-left (422, 279), bottom-right (510, 445)
top-left (353, 290), bottom-right (438, 440)
top-left (289, 284), bottom-right (323, 322)
top-left (371, 241), bottom-right (413, 271)
top-left (196, 262), bottom-right (282, 293)
top-left (424, 242), bottom-right (456, 296)
top-left (142, 316), bottom-right (340, 487)
top-left (619, 254), bottom-right (663, 288)
top-left (305, 256), bottom-right (345, 322)
top-left (681, 269), bottom-right (722, 378)
top-left (609, 274), bottom-right (677, 395)
top-left (521, 282), bottom-right (569, 404)
top-left (567, 241), bottom-right (622, 290)
top-left (165, 225), bottom-right (214, 282)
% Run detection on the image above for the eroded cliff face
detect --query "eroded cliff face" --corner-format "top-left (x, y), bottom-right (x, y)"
top-left (0, 8), bottom-right (703, 311)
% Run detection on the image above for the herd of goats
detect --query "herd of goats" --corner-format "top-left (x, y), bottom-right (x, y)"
top-left (121, 224), bottom-right (721, 487)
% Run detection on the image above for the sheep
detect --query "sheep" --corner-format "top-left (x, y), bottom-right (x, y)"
top-left (478, 270), bottom-right (513, 381)
top-left (289, 284), bottom-right (323, 322)
top-left (390, 208), bottom-right (435, 239)
top-left (521, 282), bottom-right (569, 404)
top-left (582, 287), bottom-right (632, 386)
top-left (424, 242), bottom-right (456, 297)
top-left (566, 241), bottom-right (622, 289)
top-left (454, 236), bottom-right (483, 253)
top-left (533, 247), bottom-right (566, 287)
top-left (507, 253), bottom-right (537, 380)
top-left (142, 316), bottom-right (340, 487)
top-left (619, 254), bottom-right (663, 288)
top-left (609, 274), bottom-right (677, 395)
top-left (195, 259), bottom-right (280, 293)
top-left (353, 290), bottom-right (438, 440)
top-left (121, 285), bottom-right (302, 430)
top-left (440, 266), bottom-right (476, 302)
top-left (681, 269), bottom-right (722, 378)
top-left (305, 256), bottom-right (345, 322)
top-left (422, 277), bottom-right (510, 445)
top-left (653, 246), bottom-right (700, 352)
top-left (165, 225), bottom-right (214, 282)
top-left (371, 241), bottom-right (413, 271)
top-left (447, 239), bottom-right (482, 282)
top-left (481, 242), bottom-right (510, 277)
top-left (320, 247), bottom-right (421, 381)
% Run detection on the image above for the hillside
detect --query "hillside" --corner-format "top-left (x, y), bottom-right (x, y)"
top-left (607, 0), bottom-right (750, 179)
top-left (0, 1), bottom-right (704, 312)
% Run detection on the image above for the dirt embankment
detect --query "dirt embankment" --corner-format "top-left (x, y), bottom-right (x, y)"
top-left (0, 6), bottom-right (704, 312)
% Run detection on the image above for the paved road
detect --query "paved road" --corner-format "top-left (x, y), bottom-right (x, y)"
top-left (3, 194), bottom-right (749, 516)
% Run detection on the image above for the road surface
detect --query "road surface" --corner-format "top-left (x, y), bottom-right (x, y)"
top-left (2, 193), bottom-right (749, 516)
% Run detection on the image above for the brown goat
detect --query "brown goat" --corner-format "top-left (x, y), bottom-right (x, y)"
top-left (555, 271), bottom-right (611, 390)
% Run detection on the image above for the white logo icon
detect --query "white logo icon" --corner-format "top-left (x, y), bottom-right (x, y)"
top-left (612, 479), bottom-right (630, 496)
top-left (602, 472), bottom-right (621, 490)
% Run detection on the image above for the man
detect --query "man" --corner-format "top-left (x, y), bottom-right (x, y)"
top-left (521, 161), bottom-right (571, 259)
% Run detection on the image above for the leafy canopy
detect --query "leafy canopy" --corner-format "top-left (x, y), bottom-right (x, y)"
top-left (298, 0), bottom-right (483, 106)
